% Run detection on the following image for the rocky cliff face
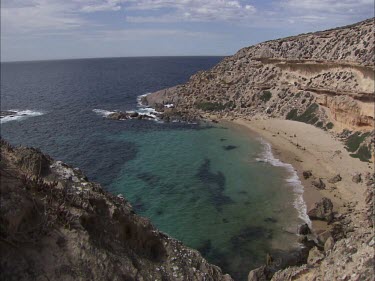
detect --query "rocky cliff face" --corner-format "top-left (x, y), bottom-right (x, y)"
top-left (144, 18), bottom-right (374, 160)
top-left (0, 140), bottom-right (232, 281)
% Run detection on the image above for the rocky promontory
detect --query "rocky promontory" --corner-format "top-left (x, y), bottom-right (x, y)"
top-left (0, 139), bottom-right (232, 281)
top-left (143, 18), bottom-right (374, 162)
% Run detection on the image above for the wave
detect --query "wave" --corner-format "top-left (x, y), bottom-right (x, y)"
top-left (92, 109), bottom-right (117, 117)
top-left (256, 138), bottom-right (312, 227)
top-left (93, 93), bottom-right (167, 122)
top-left (0, 110), bottom-right (44, 124)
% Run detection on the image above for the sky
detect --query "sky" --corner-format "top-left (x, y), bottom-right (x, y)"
top-left (1, 0), bottom-right (374, 62)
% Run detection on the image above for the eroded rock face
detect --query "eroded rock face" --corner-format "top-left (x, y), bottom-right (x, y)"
top-left (0, 140), bottom-right (233, 281)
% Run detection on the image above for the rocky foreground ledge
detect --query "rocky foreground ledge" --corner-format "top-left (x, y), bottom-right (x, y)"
top-left (0, 139), bottom-right (232, 281)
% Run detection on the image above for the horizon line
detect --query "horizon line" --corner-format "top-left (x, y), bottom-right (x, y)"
top-left (1, 55), bottom-right (229, 64)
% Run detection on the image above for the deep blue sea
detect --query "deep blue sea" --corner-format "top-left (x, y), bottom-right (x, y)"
top-left (1, 57), bottom-right (307, 280)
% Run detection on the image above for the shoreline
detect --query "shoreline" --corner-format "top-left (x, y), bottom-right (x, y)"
top-left (220, 117), bottom-right (372, 235)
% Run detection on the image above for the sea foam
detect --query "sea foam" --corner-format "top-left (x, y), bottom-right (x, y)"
top-left (0, 110), bottom-right (44, 124)
top-left (92, 109), bottom-right (117, 117)
top-left (256, 138), bottom-right (312, 227)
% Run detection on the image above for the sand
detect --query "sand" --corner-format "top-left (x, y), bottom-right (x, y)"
top-left (224, 118), bottom-right (372, 233)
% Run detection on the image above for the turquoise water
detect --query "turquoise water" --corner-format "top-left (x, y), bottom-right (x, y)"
top-left (110, 122), bottom-right (303, 280)
top-left (1, 58), bottom-right (306, 280)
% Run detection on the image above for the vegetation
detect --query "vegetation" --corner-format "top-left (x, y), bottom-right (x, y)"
top-left (350, 145), bottom-right (372, 162)
top-left (260, 91), bottom-right (272, 102)
top-left (286, 109), bottom-right (298, 120)
top-left (345, 132), bottom-right (370, 152)
top-left (196, 101), bottom-right (235, 111)
top-left (286, 103), bottom-right (319, 125)
top-left (326, 122), bottom-right (334, 130)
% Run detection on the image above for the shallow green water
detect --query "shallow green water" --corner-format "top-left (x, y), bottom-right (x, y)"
top-left (110, 123), bottom-right (304, 280)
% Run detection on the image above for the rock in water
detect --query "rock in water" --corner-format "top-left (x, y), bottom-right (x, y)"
top-left (298, 223), bottom-right (311, 235)
top-left (107, 111), bottom-right (129, 120)
top-left (308, 197), bottom-right (334, 222)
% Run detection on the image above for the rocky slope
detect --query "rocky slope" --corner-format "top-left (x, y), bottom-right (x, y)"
top-left (144, 18), bottom-right (375, 161)
top-left (0, 139), bottom-right (232, 281)
top-left (142, 18), bottom-right (375, 280)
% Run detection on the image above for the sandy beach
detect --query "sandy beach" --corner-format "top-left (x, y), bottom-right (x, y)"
top-left (222, 118), bottom-right (372, 234)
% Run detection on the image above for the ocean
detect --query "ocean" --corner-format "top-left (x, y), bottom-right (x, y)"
top-left (1, 57), bottom-right (308, 280)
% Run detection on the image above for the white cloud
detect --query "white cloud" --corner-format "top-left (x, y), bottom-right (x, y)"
top-left (122, 0), bottom-right (257, 22)
top-left (80, 0), bottom-right (122, 12)
top-left (281, 0), bottom-right (374, 23)
top-left (1, 0), bottom-right (85, 33)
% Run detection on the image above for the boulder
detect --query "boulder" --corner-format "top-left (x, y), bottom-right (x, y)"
top-left (312, 178), bottom-right (326, 189)
top-left (308, 197), bottom-right (334, 222)
top-left (328, 174), bottom-right (342, 184)
top-left (302, 170), bottom-right (312, 179)
top-left (129, 112), bottom-right (139, 118)
top-left (298, 223), bottom-right (311, 235)
top-left (324, 236), bottom-right (335, 252)
top-left (307, 247), bottom-right (324, 265)
top-left (247, 266), bottom-right (268, 281)
top-left (107, 112), bottom-right (129, 120)
top-left (352, 173), bottom-right (362, 183)
top-left (317, 230), bottom-right (332, 244)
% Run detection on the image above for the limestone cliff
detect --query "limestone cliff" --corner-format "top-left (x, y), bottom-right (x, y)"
top-left (0, 139), bottom-right (232, 281)
top-left (144, 18), bottom-right (374, 161)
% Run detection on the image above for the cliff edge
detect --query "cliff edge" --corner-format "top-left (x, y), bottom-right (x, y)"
top-left (0, 139), bottom-right (233, 281)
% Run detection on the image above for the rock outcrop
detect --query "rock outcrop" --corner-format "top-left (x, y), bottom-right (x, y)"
top-left (307, 197), bottom-right (334, 222)
top-left (0, 139), bottom-right (232, 281)
top-left (144, 18), bottom-right (375, 161)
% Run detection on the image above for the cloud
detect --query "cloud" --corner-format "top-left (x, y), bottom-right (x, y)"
top-left (1, 0), bottom-right (85, 33)
top-left (281, 0), bottom-right (374, 24)
top-left (80, 0), bottom-right (122, 12)
top-left (123, 0), bottom-right (257, 22)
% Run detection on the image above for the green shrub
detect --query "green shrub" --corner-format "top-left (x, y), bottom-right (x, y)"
top-left (286, 103), bottom-right (319, 125)
top-left (296, 104), bottom-right (319, 123)
top-left (196, 101), bottom-right (234, 111)
top-left (350, 145), bottom-right (372, 162)
top-left (326, 122), bottom-right (334, 130)
top-left (286, 109), bottom-right (298, 120)
top-left (260, 91), bottom-right (272, 102)
top-left (345, 132), bottom-right (370, 152)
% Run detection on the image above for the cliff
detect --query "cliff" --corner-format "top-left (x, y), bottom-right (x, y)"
top-left (144, 18), bottom-right (375, 161)
top-left (0, 139), bottom-right (232, 281)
